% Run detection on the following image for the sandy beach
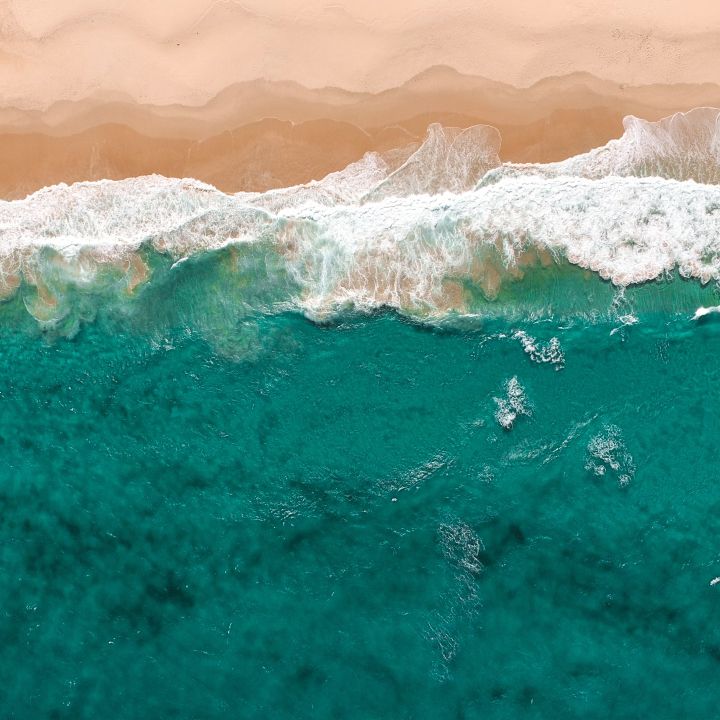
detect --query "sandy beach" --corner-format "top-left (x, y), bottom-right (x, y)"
top-left (1, 1), bottom-right (720, 196)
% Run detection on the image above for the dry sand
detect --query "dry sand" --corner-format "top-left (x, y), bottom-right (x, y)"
top-left (3, 0), bottom-right (720, 105)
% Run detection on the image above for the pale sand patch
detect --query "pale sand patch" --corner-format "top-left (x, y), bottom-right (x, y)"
top-left (2, 0), bottom-right (720, 107)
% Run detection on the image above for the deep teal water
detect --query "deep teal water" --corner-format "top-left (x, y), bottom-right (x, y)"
top-left (2, 298), bottom-right (720, 718)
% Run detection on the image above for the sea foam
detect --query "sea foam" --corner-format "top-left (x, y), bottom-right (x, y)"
top-left (493, 377), bottom-right (531, 429)
top-left (482, 107), bottom-right (720, 185)
top-left (1, 110), bottom-right (720, 327)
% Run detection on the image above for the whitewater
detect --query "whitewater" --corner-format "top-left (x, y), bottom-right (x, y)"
top-left (1, 108), bottom-right (720, 327)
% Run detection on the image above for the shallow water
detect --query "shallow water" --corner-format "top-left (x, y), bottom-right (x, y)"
top-left (2, 303), bottom-right (720, 718)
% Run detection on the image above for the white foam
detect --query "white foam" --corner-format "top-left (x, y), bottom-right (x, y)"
top-left (483, 108), bottom-right (720, 186)
top-left (585, 425), bottom-right (635, 486)
top-left (3, 111), bottom-right (720, 322)
top-left (438, 522), bottom-right (485, 574)
top-left (493, 376), bottom-right (531, 429)
top-left (513, 330), bottom-right (565, 367)
top-left (1, 173), bottom-right (720, 320)
top-left (242, 123), bottom-right (500, 214)
top-left (361, 124), bottom-right (501, 203)
top-left (693, 305), bottom-right (720, 320)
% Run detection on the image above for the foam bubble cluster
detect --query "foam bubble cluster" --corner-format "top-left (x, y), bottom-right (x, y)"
top-left (585, 425), bottom-right (636, 486)
top-left (493, 377), bottom-right (531, 430)
top-left (513, 331), bottom-right (565, 368)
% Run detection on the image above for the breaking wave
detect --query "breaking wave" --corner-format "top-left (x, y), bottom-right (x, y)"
top-left (1, 109), bottom-right (720, 332)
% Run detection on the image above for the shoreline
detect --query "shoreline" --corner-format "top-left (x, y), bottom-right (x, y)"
top-left (2, 70), bottom-right (720, 199)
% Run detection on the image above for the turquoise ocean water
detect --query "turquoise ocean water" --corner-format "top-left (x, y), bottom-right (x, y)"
top-left (2, 251), bottom-right (720, 718)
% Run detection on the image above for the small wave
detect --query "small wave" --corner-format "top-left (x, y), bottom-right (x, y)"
top-left (483, 108), bottom-right (720, 186)
top-left (513, 330), bottom-right (565, 368)
top-left (245, 122), bottom-right (500, 213)
top-left (693, 305), bottom-right (720, 320)
top-left (585, 424), bottom-right (635, 486)
top-left (493, 376), bottom-right (531, 430)
top-left (439, 522), bottom-right (485, 575)
top-left (361, 124), bottom-right (500, 203)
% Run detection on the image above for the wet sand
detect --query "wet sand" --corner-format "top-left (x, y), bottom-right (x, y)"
top-left (1, 72), bottom-right (719, 198)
